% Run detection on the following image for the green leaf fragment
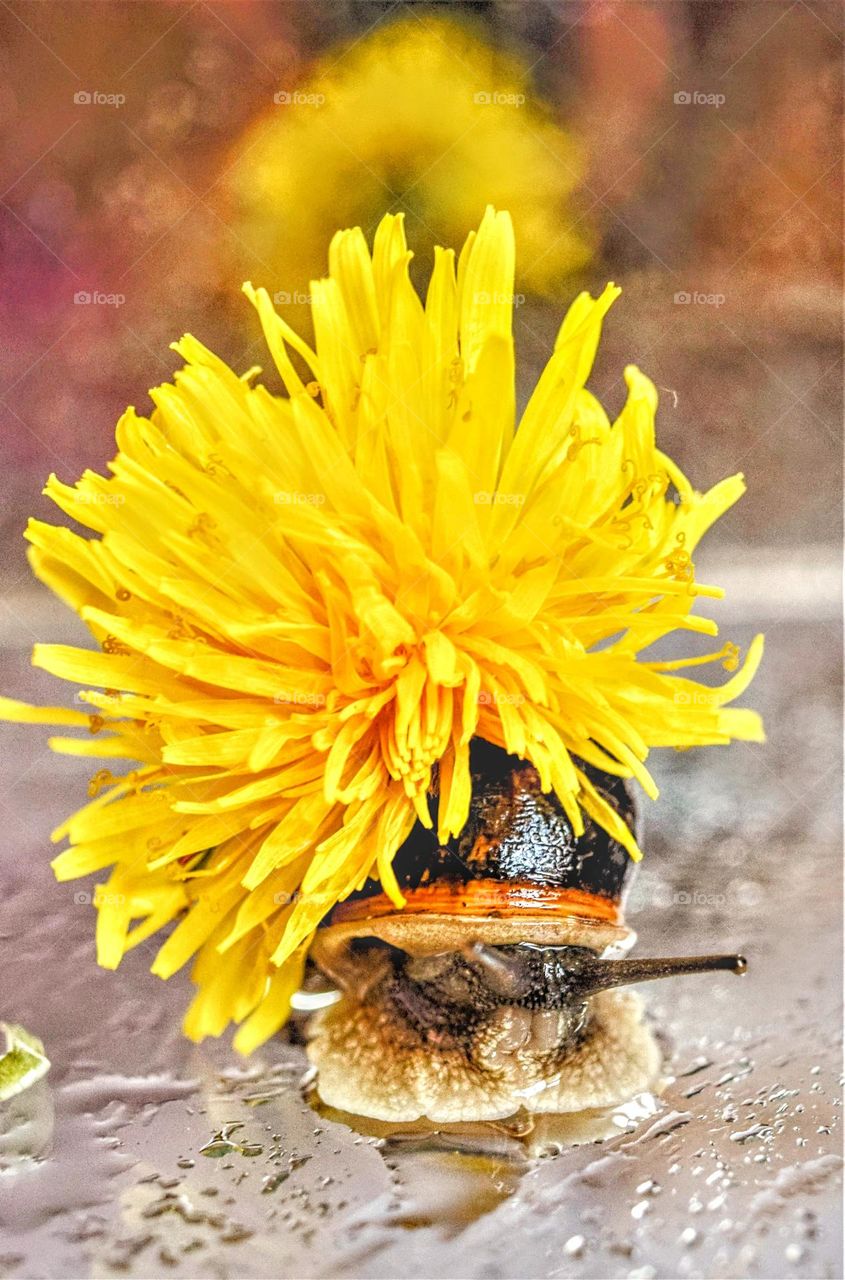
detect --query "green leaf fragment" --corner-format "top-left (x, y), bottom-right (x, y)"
top-left (0, 1023), bottom-right (51, 1101)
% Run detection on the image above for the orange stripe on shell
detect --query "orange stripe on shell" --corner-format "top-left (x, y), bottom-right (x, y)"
top-left (331, 880), bottom-right (623, 926)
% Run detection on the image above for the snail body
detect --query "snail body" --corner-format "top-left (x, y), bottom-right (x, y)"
top-left (307, 742), bottom-right (744, 1123)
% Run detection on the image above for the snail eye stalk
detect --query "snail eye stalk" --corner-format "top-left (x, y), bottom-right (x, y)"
top-left (455, 943), bottom-right (746, 1010)
top-left (565, 952), bottom-right (747, 1002)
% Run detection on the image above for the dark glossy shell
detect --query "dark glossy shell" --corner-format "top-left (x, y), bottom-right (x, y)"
top-left (326, 740), bottom-right (639, 930)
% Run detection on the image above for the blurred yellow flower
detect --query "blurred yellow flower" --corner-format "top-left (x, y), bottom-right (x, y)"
top-left (228, 14), bottom-right (592, 314)
top-left (1, 209), bottom-right (762, 1052)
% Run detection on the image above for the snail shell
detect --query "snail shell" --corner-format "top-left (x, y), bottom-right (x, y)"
top-left (313, 740), bottom-right (638, 971)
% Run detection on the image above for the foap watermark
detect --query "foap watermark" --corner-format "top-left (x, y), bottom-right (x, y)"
top-left (74, 290), bottom-right (126, 308)
top-left (473, 90), bottom-right (525, 107)
top-left (73, 691), bottom-right (123, 709)
top-left (477, 690), bottom-right (525, 707)
top-left (673, 889), bottom-right (728, 908)
top-left (273, 490), bottom-right (326, 506)
top-left (474, 490), bottom-right (525, 506)
top-left (272, 690), bottom-right (326, 707)
top-left (273, 89), bottom-right (325, 107)
top-left (273, 290), bottom-right (313, 306)
top-left (272, 889), bottom-right (336, 909)
top-left (74, 890), bottom-right (126, 906)
top-left (73, 90), bottom-right (126, 108)
top-left (674, 290), bottom-right (725, 308)
top-left (673, 90), bottom-right (725, 109)
top-left (74, 491), bottom-right (125, 506)
top-left (673, 490), bottom-right (731, 509)
top-left (674, 689), bottom-right (719, 708)
top-left (473, 289), bottom-right (525, 308)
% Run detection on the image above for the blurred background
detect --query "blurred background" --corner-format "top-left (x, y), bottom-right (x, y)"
top-left (0, 0), bottom-right (840, 562)
top-left (0, 5), bottom-right (841, 1277)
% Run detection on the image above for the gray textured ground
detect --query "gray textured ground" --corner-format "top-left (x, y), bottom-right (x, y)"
top-left (0, 561), bottom-right (840, 1279)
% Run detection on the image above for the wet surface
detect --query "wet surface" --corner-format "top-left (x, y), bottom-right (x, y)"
top-left (0, 593), bottom-right (841, 1277)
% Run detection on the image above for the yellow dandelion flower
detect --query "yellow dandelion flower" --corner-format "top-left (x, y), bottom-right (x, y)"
top-left (1, 208), bottom-right (763, 1052)
top-left (228, 14), bottom-right (590, 312)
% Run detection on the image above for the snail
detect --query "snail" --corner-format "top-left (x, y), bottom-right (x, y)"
top-left (307, 740), bottom-right (745, 1123)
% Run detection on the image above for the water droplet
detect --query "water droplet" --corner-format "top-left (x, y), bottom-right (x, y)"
top-left (262, 1170), bottom-right (290, 1194)
top-left (678, 1056), bottom-right (712, 1077)
top-left (730, 1123), bottom-right (771, 1144)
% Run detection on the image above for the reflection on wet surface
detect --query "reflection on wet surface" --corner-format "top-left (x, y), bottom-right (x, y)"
top-left (2, 1028), bottom-right (840, 1279)
top-left (0, 603), bottom-right (841, 1276)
